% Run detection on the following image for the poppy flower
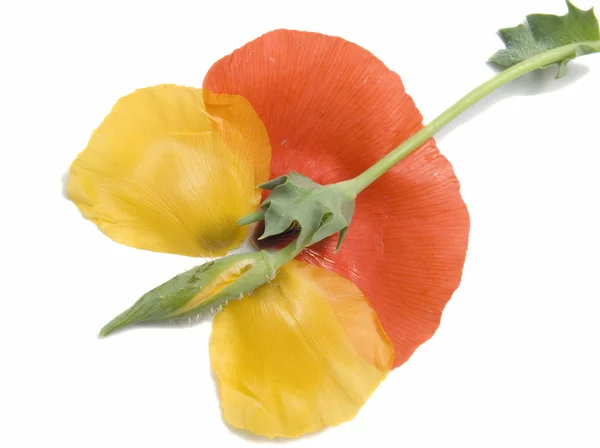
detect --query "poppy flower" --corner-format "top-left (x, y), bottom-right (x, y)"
top-left (68, 30), bottom-right (469, 438)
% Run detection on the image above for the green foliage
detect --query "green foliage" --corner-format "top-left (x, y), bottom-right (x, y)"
top-left (490, 1), bottom-right (600, 77)
top-left (239, 172), bottom-right (356, 251)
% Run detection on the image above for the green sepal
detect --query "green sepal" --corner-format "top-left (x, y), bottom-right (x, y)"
top-left (490, 1), bottom-right (600, 77)
top-left (99, 251), bottom-right (279, 337)
top-left (239, 172), bottom-right (356, 251)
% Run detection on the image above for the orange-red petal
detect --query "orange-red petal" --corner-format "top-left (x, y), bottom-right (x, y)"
top-left (204, 30), bottom-right (470, 368)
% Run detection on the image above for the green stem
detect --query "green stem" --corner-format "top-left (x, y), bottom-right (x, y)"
top-left (347, 40), bottom-right (600, 195)
top-left (271, 239), bottom-right (303, 267)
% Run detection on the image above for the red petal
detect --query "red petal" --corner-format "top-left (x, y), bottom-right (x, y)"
top-left (204, 30), bottom-right (470, 368)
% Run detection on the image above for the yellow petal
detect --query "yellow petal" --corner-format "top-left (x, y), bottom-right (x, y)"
top-left (68, 85), bottom-right (270, 257)
top-left (210, 260), bottom-right (394, 438)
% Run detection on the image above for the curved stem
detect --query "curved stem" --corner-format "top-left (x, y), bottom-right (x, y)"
top-left (271, 238), bottom-right (303, 267)
top-left (346, 40), bottom-right (600, 195)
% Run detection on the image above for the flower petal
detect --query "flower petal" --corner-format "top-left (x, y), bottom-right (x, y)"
top-left (68, 85), bottom-right (270, 257)
top-left (204, 30), bottom-right (470, 367)
top-left (301, 143), bottom-right (470, 368)
top-left (210, 260), bottom-right (393, 438)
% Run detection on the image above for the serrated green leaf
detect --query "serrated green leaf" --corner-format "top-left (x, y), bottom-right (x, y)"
top-left (238, 172), bottom-right (356, 251)
top-left (490, 1), bottom-right (600, 77)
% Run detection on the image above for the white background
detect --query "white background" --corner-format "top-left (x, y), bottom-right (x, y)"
top-left (1, 0), bottom-right (599, 446)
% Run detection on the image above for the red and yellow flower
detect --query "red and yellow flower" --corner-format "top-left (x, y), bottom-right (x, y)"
top-left (68, 30), bottom-right (470, 438)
